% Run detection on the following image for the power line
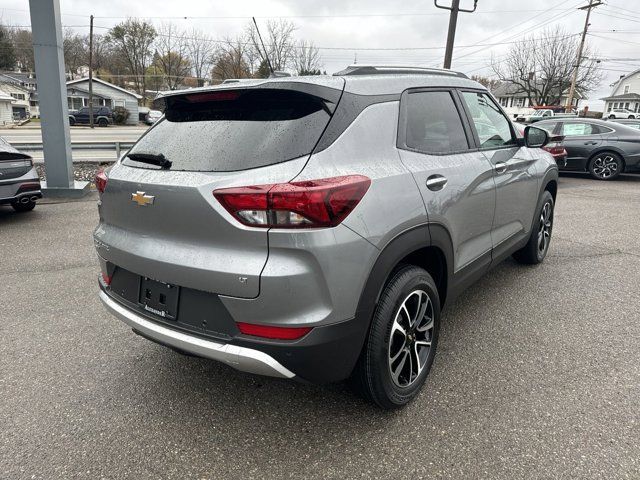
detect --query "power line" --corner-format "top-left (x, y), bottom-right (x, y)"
top-left (438, 0), bottom-right (582, 67)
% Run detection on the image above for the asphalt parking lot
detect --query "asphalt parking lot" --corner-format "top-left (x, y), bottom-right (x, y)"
top-left (1, 174), bottom-right (639, 479)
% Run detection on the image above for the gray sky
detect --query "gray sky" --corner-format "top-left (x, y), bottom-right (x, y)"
top-left (3, 0), bottom-right (640, 109)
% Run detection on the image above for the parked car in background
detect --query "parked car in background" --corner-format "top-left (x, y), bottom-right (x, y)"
top-left (519, 108), bottom-right (577, 124)
top-left (94, 66), bottom-right (559, 409)
top-left (145, 110), bottom-right (163, 125)
top-left (609, 118), bottom-right (640, 130)
top-left (0, 136), bottom-right (42, 212)
top-left (535, 118), bottom-right (640, 179)
top-left (69, 106), bottom-right (113, 127)
top-left (513, 122), bottom-right (567, 167)
top-left (606, 108), bottom-right (637, 119)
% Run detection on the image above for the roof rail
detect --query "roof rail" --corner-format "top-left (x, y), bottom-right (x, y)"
top-left (333, 64), bottom-right (468, 79)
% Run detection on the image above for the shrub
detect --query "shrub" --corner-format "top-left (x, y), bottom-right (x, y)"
top-left (112, 106), bottom-right (129, 125)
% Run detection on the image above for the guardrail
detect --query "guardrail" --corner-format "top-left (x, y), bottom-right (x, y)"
top-left (12, 141), bottom-right (135, 159)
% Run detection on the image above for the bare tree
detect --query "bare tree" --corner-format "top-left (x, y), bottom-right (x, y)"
top-left (63, 29), bottom-right (87, 78)
top-left (186, 29), bottom-right (217, 87)
top-left (246, 19), bottom-right (296, 72)
top-left (154, 23), bottom-right (191, 90)
top-left (470, 75), bottom-right (501, 92)
top-left (492, 27), bottom-right (603, 106)
top-left (8, 28), bottom-right (33, 71)
top-left (294, 40), bottom-right (322, 75)
top-left (107, 19), bottom-right (156, 99)
top-left (211, 37), bottom-right (251, 81)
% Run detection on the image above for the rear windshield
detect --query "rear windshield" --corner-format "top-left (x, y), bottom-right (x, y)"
top-left (124, 89), bottom-right (331, 172)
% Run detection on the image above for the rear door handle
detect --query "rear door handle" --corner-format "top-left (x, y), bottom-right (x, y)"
top-left (584, 141), bottom-right (598, 145)
top-left (426, 175), bottom-right (447, 191)
top-left (495, 162), bottom-right (508, 174)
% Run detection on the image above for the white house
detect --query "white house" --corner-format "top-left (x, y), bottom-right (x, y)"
top-left (491, 83), bottom-right (583, 119)
top-left (0, 91), bottom-right (14, 125)
top-left (66, 78), bottom-right (142, 125)
top-left (0, 72), bottom-right (39, 118)
top-left (601, 69), bottom-right (640, 113)
top-left (0, 81), bottom-right (33, 120)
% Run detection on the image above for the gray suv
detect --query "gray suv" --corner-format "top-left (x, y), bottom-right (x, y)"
top-left (95, 66), bottom-right (558, 409)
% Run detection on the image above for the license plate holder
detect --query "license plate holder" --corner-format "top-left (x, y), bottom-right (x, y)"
top-left (138, 277), bottom-right (180, 320)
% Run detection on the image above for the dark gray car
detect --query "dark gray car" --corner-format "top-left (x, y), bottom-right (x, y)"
top-left (95, 66), bottom-right (559, 409)
top-left (0, 136), bottom-right (42, 212)
top-left (536, 118), bottom-right (640, 180)
top-left (609, 118), bottom-right (640, 131)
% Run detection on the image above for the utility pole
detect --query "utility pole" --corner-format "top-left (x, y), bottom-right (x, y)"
top-left (565, 0), bottom-right (602, 112)
top-left (88, 14), bottom-right (94, 128)
top-left (434, 0), bottom-right (478, 69)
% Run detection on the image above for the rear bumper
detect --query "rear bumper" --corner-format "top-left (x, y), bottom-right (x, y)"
top-left (99, 286), bottom-right (367, 383)
top-left (99, 290), bottom-right (296, 379)
top-left (0, 169), bottom-right (42, 205)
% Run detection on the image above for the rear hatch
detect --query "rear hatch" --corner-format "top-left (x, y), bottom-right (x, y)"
top-left (95, 80), bottom-right (344, 299)
top-left (0, 137), bottom-right (33, 181)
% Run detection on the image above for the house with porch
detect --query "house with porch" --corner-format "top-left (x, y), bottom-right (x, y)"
top-left (0, 72), bottom-right (39, 118)
top-left (601, 69), bottom-right (640, 113)
top-left (66, 78), bottom-right (142, 125)
top-left (491, 82), bottom-right (583, 119)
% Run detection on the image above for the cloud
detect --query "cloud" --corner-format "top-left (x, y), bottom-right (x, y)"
top-left (5, 0), bottom-right (639, 109)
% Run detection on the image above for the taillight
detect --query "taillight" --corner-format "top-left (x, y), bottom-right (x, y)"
top-left (95, 170), bottom-right (108, 194)
top-left (17, 182), bottom-right (41, 193)
top-left (213, 175), bottom-right (371, 228)
top-left (101, 272), bottom-right (112, 286)
top-left (543, 144), bottom-right (567, 158)
top-left (236, 322), bottom-right (312, 340)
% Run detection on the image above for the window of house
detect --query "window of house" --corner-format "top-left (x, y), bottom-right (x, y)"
top-left (515, 98), bottom-right (525, 107)
top-left (624, 85), bottom-right (630, 94)
top-left (625, 102), bottom-right (630, 109)
top-left (403, 91), bottom-right (469, 154)
top-left (499, 97), bottom-right (509, 107)
top-left (10, 93), bottom-right (25, 101)
top-left (461, 91), bottom-right (516, 149)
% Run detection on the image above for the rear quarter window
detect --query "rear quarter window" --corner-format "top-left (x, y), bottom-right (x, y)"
top-left (124, 89), bottom-right (331, 172)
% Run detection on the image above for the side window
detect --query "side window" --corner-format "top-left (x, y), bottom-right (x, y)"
top-left (461, 91), bottom-right (516, 149)
top-left (403, 91), bottom-right (469, 154)
top-left (561, 123), bottom-right (596, 136)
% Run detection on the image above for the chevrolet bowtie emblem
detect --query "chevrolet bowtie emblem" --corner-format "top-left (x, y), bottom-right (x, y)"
top-left (131, 191), bottom-right (155, 206)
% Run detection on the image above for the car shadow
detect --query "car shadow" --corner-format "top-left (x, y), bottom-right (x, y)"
top-left (103, 259), bottom-right (523, 439)
top-left (559, 171), bottom-right (640, 182)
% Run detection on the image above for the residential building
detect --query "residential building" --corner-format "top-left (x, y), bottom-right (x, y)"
top-left (0, 72), bottom-right (39, 118)
top-left (66, 78), bottom-right (142, 125)
top-left (601, 69), bottom-right (640, 113)
top-left (491, 82), bottom-right (583, 119)
top-left (0, 91), bottom-right (14, 125)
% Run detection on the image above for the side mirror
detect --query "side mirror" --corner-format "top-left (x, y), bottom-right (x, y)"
top-left (524, 126), bottom-right (549, 148)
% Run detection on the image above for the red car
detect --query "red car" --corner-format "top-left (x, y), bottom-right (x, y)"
top-left (514, 122), bottom-right (567, 167)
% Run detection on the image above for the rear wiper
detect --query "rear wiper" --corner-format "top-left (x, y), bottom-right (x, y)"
top-left (126, 152), bottom-right (172, 170)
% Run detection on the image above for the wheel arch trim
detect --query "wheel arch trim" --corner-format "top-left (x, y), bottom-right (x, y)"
top-left (353, 223), bottom-right (453, 346)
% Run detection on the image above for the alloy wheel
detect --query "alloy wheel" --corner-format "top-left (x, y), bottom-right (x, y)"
top-left (537, 201), bottom-right (553, 255)
top-left (388, 290), bottom-right (434, 388)
top-left (592, 155), bottom-right (619, 179)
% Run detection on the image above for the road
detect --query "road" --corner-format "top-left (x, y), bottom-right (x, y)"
top-left (0, 125), bottom-right (149, 163)
top-left (1, 174), bottom-right (638, 479)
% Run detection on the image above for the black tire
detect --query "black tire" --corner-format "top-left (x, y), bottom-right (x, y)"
top-left (513, 191), bottom-right (554, 265)
top-left (588, 151), bottom-right (623, 180)
top-left (98, 118), bottom-right (108, 127)
top-left (69, 117), bottom-right (75, 126)
top-left (609, 114), bottom-right (616, 119)
top-left (11, 200), bottom-right (36, 212)
top-left (352, 265), bottom-right (441, 409)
